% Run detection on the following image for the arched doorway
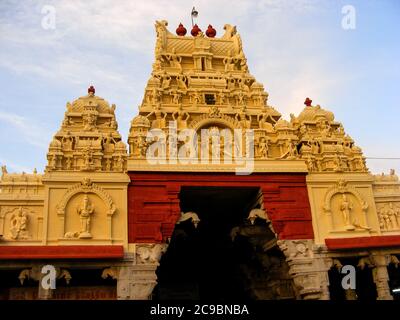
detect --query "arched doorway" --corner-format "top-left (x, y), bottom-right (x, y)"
top-left (153, 186), bottom-right (295, 300)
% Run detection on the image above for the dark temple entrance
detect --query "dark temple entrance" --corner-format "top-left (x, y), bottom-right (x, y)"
top-left (153, 186), bottom-right (295, 300)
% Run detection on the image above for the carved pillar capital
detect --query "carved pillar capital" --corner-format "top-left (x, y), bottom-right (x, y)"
top-left (117, 243), bottom-right (168, 300)
top-left (277, 239), bottom-right (330, 300)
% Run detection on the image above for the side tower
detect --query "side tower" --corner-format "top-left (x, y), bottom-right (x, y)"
top-left (0, 87), bottom-right (130, 300)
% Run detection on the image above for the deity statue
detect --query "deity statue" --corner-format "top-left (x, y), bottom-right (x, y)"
top-left (171, 89), bottom-right (181, 105)
top-left (235, 108), bottom-right (251, 129)
top-left (9, 207), bottom-right (28, 240)
top-left (82, 146), bottom-right (94, 171)
top-left (62, 132), bottom-right (74, 151)
top-left (105, 158), bottom-right (112, 171)
top-left (190, 90), bottom-right (202, 106)
top-left (82, 110), bottom-right (98, 131)
top-left (161, 75), bottom-right (171, 91)
top-left (219, 90), bottom-right (227, 105)
top-left (1, 165), bottom-right (7, 176)
top-left (112, 154), bottom-right (124, 172)
top-left (166, 48), bottom-right (182, 71)
top-left (148, 107), bottom-right (167, 129)
top-left (378, 206), bottom-right (390, 231)
top-left (76, 195), bottom-right (94, 239)
top-left (65, 156), bottom-right (72, 170)
top-left (284, 140), bottom-right (298, 159)
top-left (340, 194), bottom-right (354, 231)
top-left (176, 75), bottom-right (187, 91)
top-left (223, 50), bottom-right (235, 72)
top-left (235, 91), bottom-right (245, 107)
top-left (172, 108), bottom-right (190, 129)
top-left (257, 137), bottom-right (269, 158)
top-left (155, 20), bottom-right (168, 56)
top-left (305, 154), bottom-right (316, 172)
top-left (388, 203), bottom-right (399, 229)
top-left (103, 133), bottom-right (116, 154)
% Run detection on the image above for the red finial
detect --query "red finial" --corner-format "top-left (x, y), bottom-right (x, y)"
top-left (176, 23), bottom-right (187, 36)
top-left (88, 85), bottom-right (95, 95)
top-left (191, 24), bottom-right (201, 37)
top-left (304, 97), bottom-right (312, 106)
top-left (206, 24), bottom-right (216, 38)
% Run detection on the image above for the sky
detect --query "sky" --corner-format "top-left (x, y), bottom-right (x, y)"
top-left (0, 0), bottom-right (399, 174)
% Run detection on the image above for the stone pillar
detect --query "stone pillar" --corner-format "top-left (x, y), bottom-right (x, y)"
top-left (117, 243), bottom-right (168, 300)
top-left (370, 253), bottom-right (393, 300)
top-left (277, 240), bottom-right (331, 300)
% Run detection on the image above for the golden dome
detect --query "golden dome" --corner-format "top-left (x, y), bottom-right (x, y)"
top-left (297, 105), bottom-right (335, 123)
top-left (131, 115), bottom-right (150, 128)
top-left (69, 94), bottom-right (113, 114)
top-left (274, 118), bottom-right (291, 130)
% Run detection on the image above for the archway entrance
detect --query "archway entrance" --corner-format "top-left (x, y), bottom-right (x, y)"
top-left (153, 186), bottom-right (295, 300)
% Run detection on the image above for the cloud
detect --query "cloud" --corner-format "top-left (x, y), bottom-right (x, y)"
top-left (0, 111), bottom-right (49, 148)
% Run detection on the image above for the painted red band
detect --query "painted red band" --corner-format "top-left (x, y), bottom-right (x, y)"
top-left (326, 236), bottom-right (400, 250)
top-left (0, 245), bottom-right (124, 260)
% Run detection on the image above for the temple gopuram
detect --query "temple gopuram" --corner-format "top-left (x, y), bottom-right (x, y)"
top-left (0, 20), bottom-right (399, 301)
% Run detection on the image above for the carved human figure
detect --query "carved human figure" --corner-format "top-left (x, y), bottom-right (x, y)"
top-left (105, 158), bottom-right (112, 171)
top-left (76, 195), bottom-right (94, 238)
top-left (103, 133), bottom-right (115, 154)
top-left (379, 206), bottom-right (390, 231)
top-left (171, 89), bottom-right (181, 105)
top-left (388, 203), bottom-right (399, 229)
top-left (191, 90), bottom-right (202, 106)
top-left (223, 50), bottom-right (235, 72)
top-left (1, 165), bottom-right (7, 176)
top-left (234, 50), bottom-right (248, 72)
top-left (340, 194), bottom-right (354, 231)
top-left (176, 75), bottom-right (187, 91)
top-left (285, 140), bottom-right (298, 159)
top-left (257, 137), bottom-right (268, 158)
top-left (235, 108), bottom-right (251, 129)
top-left (155, 20), bottom-right (168, 56)
top-left (166, 48), bottom-right (182, 71)
top-left (65, 157), bottom-right (72, 170)
top-left (114, 154), bottom-right (125, 172)
top-left (219, 90), bottom-right (227, 105)
top-left (161, 75), bottom-right (171, 91)
top-left (83, 111), bottom-right (97, 131)
top-left (9, 207), bottom-right (28, 240)
top-left (148, 108), bottom-right (167, 129)
top-left (62, 133), bottom-right (74, 151)
top-left (305, 154), bottom-right (315, 172)
top-left (82, 147), bottom-right (94, 170)
top-left (235, 91), bottom-right (246, 107)
top-left (135, 135), bottom-right (147, 157)
top-left (173, 108), bottom-right (190, 129)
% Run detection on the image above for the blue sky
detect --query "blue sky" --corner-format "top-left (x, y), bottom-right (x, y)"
top-left (0, 0), bottom-right (399, 173)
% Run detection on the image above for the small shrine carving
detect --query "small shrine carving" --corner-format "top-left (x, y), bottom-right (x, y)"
top-left (323, 179), bottom-right (371, 232)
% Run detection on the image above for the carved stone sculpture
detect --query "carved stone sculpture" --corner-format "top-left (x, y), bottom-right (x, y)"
top-left (76, 195), bottom-right (94, 239)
